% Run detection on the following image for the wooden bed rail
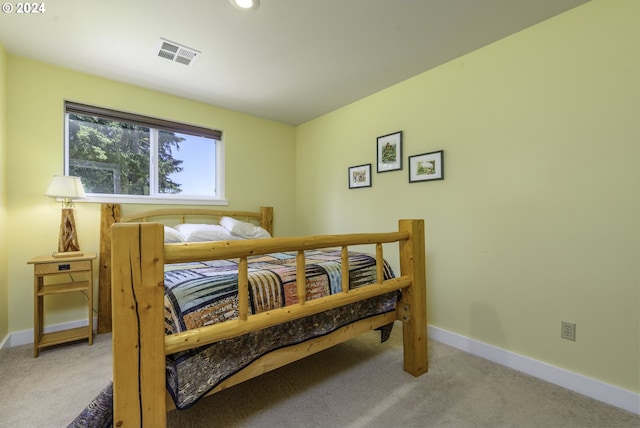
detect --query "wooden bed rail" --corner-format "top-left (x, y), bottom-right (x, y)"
top-left (111, 219), bottom-right (426, 427)
top-left (163, 231), bottom-right (408, 263)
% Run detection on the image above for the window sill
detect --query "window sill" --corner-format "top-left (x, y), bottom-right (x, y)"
top-left (76, 194), bottom-right (229, 206)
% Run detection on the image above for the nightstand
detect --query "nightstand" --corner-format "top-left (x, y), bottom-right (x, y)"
top-left (27, 252), bottom-right (97, 357)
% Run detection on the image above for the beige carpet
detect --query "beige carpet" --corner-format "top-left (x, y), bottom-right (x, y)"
top-left (0, 323), bottom-right (638, 428)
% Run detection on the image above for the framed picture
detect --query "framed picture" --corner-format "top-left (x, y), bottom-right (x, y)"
top-left (348, 163), bottom-right (372, 189)
top-left (409, 150), bottom-right (444, 182)
top-left (376, 131), bottom-right (402, 172)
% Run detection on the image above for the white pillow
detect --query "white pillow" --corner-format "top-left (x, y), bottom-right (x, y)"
top-left (164, 226), bottom-right (185, 243)
top-left (173, 223), bottom-right (236, 242)
top-left (219, 216), bottom-right (271, 239)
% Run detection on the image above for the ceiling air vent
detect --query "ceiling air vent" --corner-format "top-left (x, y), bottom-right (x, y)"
top-left (157, 38), bottom-right (200, 66)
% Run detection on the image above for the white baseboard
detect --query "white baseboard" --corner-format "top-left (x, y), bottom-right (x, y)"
top-left (4, 317), bottom-right (98, 348)
top-left (0, 333), bottom-right (9, 351)
top-left (428, 325), bottom-right (640, 415)
top-left (0, 335), bottom-right (7, 367)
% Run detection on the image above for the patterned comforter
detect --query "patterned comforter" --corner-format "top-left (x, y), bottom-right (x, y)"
top-left (164, 249), bottom-right (398, 409)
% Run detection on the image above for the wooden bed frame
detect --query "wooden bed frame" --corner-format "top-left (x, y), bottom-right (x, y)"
top-left (106, 205), bottom-right (427, 427)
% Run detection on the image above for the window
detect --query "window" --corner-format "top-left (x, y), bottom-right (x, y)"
top-left (64, 101), bottom-right (225, 204)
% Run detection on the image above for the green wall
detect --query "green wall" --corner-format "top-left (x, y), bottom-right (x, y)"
top-left (296, 0), bottom-right (639, 393)
top-left (5, 57), bottom-right (296, 333)
top-left (0, 42), bottom-right (8, 344)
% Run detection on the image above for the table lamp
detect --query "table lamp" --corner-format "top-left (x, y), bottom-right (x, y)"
top-left (45, 175), bottom-right (86, 257)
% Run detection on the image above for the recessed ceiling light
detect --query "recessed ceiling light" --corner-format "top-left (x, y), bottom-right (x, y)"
top-left (230, 0), bottom-right (260, 10)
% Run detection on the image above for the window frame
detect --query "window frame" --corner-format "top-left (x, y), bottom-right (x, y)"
top-left (63, 101), bottom-right (227, 205)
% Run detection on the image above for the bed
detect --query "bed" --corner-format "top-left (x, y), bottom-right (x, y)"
top-left (103, 204), bottom-right (427, 427)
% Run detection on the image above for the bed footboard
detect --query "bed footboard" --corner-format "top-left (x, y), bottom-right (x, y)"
top-left (111, 219), bottom-right (426, 427)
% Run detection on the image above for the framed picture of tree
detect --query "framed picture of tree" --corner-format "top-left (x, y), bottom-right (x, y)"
top-left (376, 131), bottom-right (402, 172)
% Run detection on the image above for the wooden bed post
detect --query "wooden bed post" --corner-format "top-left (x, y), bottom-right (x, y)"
top-left (260, 206), bottom-right (274, 235)
top-left (112, 222), bottom-right (166, 427)
top-left (398, 219), bottom-right (428, 376)
top-left (98, 203), bottom-right (120, 333)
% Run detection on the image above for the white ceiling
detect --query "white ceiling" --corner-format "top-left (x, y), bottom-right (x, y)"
top-left (0, 0), bottom-right (589, 125)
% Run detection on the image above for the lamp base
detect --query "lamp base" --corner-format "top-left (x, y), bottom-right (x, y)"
top-left (58, 208), bottom-right (81, 253)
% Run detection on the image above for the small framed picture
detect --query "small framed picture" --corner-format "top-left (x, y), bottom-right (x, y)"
top-left (348, 163), bottom-right (372, 189)
top-left (377, 131), bottom-right (402, 172)
top-left (409, 150), bottom-right (444, 182)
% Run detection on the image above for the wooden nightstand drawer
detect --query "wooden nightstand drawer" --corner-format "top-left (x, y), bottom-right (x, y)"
top-left (34, 260), bottom-right (91, 275)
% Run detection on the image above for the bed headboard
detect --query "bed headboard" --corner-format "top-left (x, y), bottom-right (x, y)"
top-left (97, 203), bottom-right (274, 333)
top-left (118, 206), bottom-right (273, 234)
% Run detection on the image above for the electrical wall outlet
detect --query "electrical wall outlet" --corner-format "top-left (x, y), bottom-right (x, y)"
top-left (561, 321), bottom-right (576, 341)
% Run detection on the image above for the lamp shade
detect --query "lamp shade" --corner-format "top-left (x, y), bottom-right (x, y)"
top-left (45, 175), bottom-right (87, 199)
